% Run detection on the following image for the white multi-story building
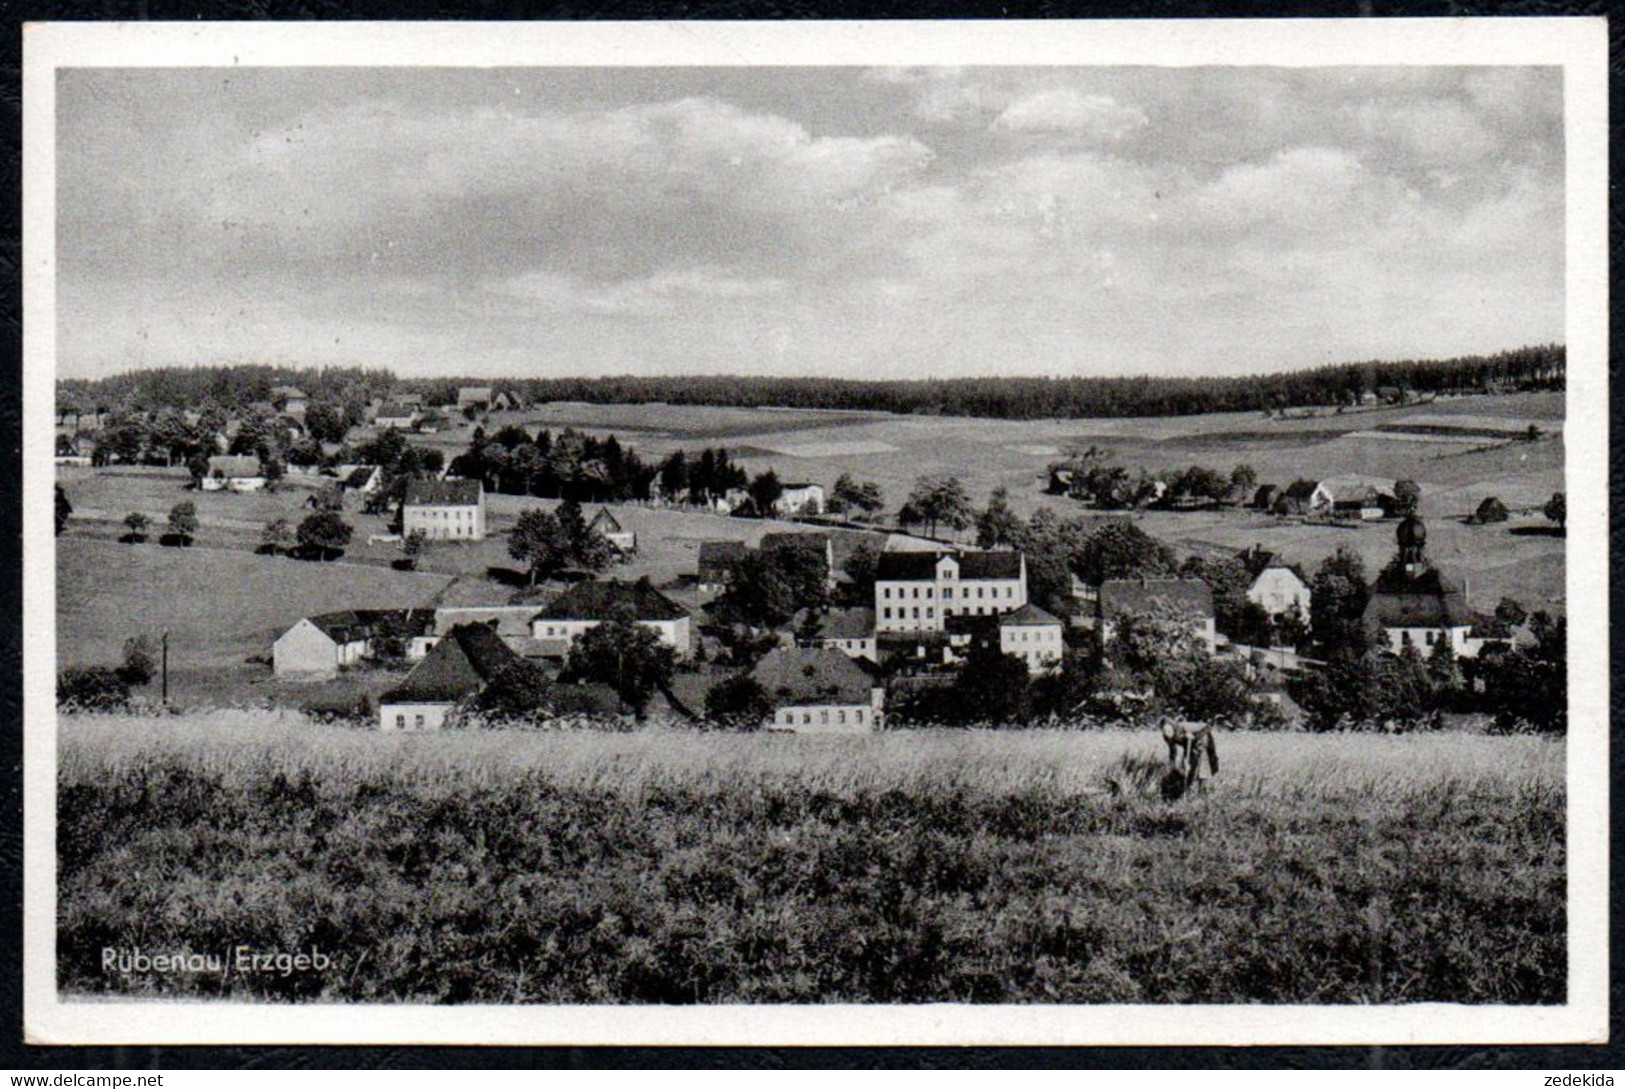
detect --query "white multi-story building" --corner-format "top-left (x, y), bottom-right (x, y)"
top-left (529, 578), bottom-right (691, 656)
top-left (402, 478), bottom-right (486, 541)
top-left (997, 604), bottom-right (1065, 674)
top-left (874, 549), bottom-right (1027, 633)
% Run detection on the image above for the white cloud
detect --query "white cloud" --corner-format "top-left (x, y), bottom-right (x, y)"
top-left (992, 88), bottom-right (1148, 139)
top-left (491, 267), bottom-right (790, 316)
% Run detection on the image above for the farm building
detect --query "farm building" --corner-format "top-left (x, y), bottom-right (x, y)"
top-left (1237, 545), bottom-right (1312, 621)
top-left (1252, 484), bottom-right (1282, 511)
top-left (874, 549), bottom-right (1027, 633)
top-left (1473, 496), bottom-right (1510, 524)
top-left (761, 532), bottom-right (836, 589)
top-left (273, 609), bottom-right (435, 678)
top-left (696, 540), bottom-right (748, 596)
top-left (791, 606), bottom-right (878, 662)
top-left (776, 481), bottom-right (825, 516)
top-left (530, 578), bottom-right (691, 655)
top-left (457, 387), bottom-right (493, 410)
top-left (588, 507), bottom-right (637, 553)
top-left (270, 386), bottom-right (308, 419)
top-left (342, 465), bottom-right (382, 495)
top-left (378, 623), bottom-right (521, 732)
top-left (491, 390), bottom-right (523, 411)
top-left (1095, 577), bottom-right (1217, 655)
top-left (201, 454), bottom-right (266, 492)
top-left (1274, 479), bottom-right (1332, 515)
top-left (751, 646), bottom-right (884, 734)
top-left (996, 603), bottom-right (1065, 674)
top-left (402, 478), bottom-right (485, 541)
top-left (419, 606), bottom-right (568, 661)
top-left (375, 403), bottom-right (420, 429)
top-left (1364, 514), bottom-right (1479, 658)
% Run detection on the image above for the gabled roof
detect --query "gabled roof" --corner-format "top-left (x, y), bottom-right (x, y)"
top-left (876, 549), bottom-right (1023, 581)
top-left (1098, 578), bottom-right (1214, 620)
top-left (376, 402), bottom-right (418, 419)
top-left (697, 540), bottom-right (748, 578)
top-left (999, 603), bottom-right (1061, 627)
top-left (208, 454), bottom-right (262, 477)
top-left (779, 481), bottom-right (821, 491)
top-left (534, 579), bottom-right (688, 622)
top-left (344, 465), bottom-right (379, 489)
top-left (793, 606), bottom-right (875, 641)
top-left (1281, 480), bottom-right (1321, 501)
top-left (457, 386), bottom-right (493, 402)
top-left (760, 531), bottom-right (831, 557)
top-left (1364, 564), bottom-right (1471, 629)
top-left (306, 608), bottom-right (436, 645)
top-left (270, 386), bottom-right (306, 400)
top-left (404, 478), bottom-right (482, 507)
top-left (1253, 484), bottom-right (1281, 504)
top-left (587, 507), bottom-right (624, 533)
top-left (750, 646), bottom-right (877, 706)
top-left (381, 623), bottom-right (520, 704)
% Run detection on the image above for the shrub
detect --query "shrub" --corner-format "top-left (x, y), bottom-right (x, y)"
top-left (57, 667), bottom-right (131, 711)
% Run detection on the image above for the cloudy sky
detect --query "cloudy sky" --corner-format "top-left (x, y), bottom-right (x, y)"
top-left (56, 65), bottom-right (1563, 381)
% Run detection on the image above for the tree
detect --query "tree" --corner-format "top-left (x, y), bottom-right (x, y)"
top-left (1392, 479), bottom-right (1422, 517)
top-left (563, 609), bottom-right (676, 719)
top-left (951, 643), bottom-right (1031, 725)
top-left (400, 529), bottom-right (426, 570)
top-left (1485, 611), bottom-right (1566, 733)
top-left (468, 658), bottom-right (554, 724)
top-left (262, 456), bottom-right (286, 490)
top-left (745, 469), bottom-right (784, 519)
top-left (116, 636), bottom-right (157, 687)
top-left (704, 674), bottom-right (773, 730)
top-left (304, 402), bottom-right (350, 444)
top-left (1495, 597), bottom-right (1528, 628)
top-left (1230, 463), bottom-right (1258, 490)
top-left (1178, 555), bottom-right (1254, 640)
top-left (296, 510), bottom-right (352, 560)
top-left (659, 451), bottom-right (690, 502)
top-left (1472, 496), bottom-right (1509, 524)
top-left (122, 511), bottom-right (150, 543)
top-left (260, 517), bottom-right (293, 556)
top-left (1072, 520), bottom-right (1176, 586)
top-left (904, 475), bottom-right (973, 538)
top-left (185, 453), bottom-right (213, 487)
top-left (711, 546), bottom-right (828, 630)
top-left (1544, 491), bottom-right (1566, 530)
top-left (1310, 547), bottom-right (1371, 659)
top-left (842, 539), bottom-right (883, 602)
top-left (55, 485), bottom-right (72, 536)
top-left (830, 473), bottom-right (884, 519)
top-left (976, 486), bottom-right (1024, 549)
top-left (508, 508), bottom-right (570, 584)
top-left (558, 499), bottom-right (615, 572)
top-left (57, 666), bottom-right (131, 711)
top-left (166, 502), bottom-right (198, 545)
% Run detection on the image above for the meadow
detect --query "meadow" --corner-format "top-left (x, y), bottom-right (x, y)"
top-left (58, 713), bottom-right (1565, 1005)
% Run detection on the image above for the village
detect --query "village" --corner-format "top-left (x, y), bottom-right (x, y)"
top-left (54, 378), bottom-right (1568, 736)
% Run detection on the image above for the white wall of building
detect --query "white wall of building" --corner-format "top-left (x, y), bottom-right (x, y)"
top-left (403, 502), bottom-right (485, 541)
top-left (530, 615), bottom-right (691, 654)
top-left (1386, 625), bottom-right (1475, 658)
top-left (1248, 568), bottom-right (1312, 617)
top-left (379, 702), bottom-right (453, 732)
top-left (1000, 624), bottom-right (1063, 674)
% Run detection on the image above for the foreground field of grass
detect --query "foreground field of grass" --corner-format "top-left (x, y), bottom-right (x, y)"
top-left (59, 714), bottom-right (1565, 1005)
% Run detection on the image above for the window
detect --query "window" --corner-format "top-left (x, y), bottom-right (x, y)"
top-left (803, 711), bottom-right (812, 725)
top-left (838, 710), bottom-right (847, 725)
top-left (1425, 631), bottom-right (1436, 645)
top-left (414, 714), bottom-right (425, 728)
top-left (926, 607), bottom-right (934, 619)
top-left (883, 587), bottom-right (891, 599)
top-left (395, 714), bottom-right (405, 729)
top-left (821, 710), bottom-right (829, 725)
top-left (913, 607), bottom-right (919, 619)
top-left (944, 588), bottom-right (953, 600)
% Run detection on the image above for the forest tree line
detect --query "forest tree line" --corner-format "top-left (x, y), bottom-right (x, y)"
top-left (58, 345), bottom-right (1562, 422)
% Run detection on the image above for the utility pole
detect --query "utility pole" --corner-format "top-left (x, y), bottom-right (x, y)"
top-left (161, 631), bottom-right (169, 706)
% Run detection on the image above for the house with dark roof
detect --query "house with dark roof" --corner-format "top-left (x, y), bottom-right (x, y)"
top-left (379, 624), bottom-right (521, 731)
top-left (696, 540), bottom-right (749, 595)
top-left (1252, 484), bottom-right (1282, 511)
top-left (997, 603), bottom-right (1065, 674)
top-left (530, 578), bottom-right (692, 655)
top-left (1364, 514), bottom-right (1478, 657)
top-left (342, 465), bottom-right (382, 495)
top-left (1274, 479), bottom-right (1331, 516)
top-left (775, 481), bottom-right (825, 516)
top-left (588, 506), bottom-right (636, 553)
top-left (1096, 577), bottom-right (1217, 654)
top-left (402, 477), bottom-right (485, 540)
top-left (201, 454), bottom-right (266, 493)
top-left (375, 402), bottom-right (420, 429)
top-left (790, 606), bottom-right (877, 662)
top-left (273, 609), bottom-right (436, 678)
top-left (457, 386), bottom-right (494, 410)
top-left (874, 549), bottom-right (1027, 633)
top-left (751, 646), bottom-right (884, 733)
top-left (270, 386), bottom-right (308, 419)
top-left (1237, 544), bottom-right (1312, 621)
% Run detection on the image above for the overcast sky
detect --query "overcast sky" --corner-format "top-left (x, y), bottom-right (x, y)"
top-left (56, 66), bottom-right (1563, 381)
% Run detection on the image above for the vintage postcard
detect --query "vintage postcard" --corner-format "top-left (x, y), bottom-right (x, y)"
top-left (22, 19), bottom-right (1608, 1046)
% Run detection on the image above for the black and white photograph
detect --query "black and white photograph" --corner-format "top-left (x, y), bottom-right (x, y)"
top-left (22, 19), bottom-right (1608, 1048)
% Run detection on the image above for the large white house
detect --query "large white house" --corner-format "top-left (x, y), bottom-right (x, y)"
top-left (997, 604), bottom-right (1065, 674)
top-left (529, 579), bottom-right (691, 656)
top-left (752, 646), bottom-right (883, 733)
top-left (874, 549), bottom-right (1027, 633)
top-left (1237, 545), bottom-right (1313, 621)
top-left (402, 478), bottom-right (486, 541)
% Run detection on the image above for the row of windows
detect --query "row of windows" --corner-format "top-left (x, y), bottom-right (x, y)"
top-left (1400, 629), bottom-right (1452, 647)
top-left (413, 508), bottom-right (476, 520)
top-left (1004, 629), bottom-right (1058, 643)
top-left (394, 713), bottom-right (427, 729)
top-left (881, 584), bottom-right (1017, 601)
top-left (881, 606), bottom-right (935, 621)
top-left (779, 707), bottom-right (866, 726)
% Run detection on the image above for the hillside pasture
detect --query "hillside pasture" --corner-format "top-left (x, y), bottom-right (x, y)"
top-left (57, 713), bottom-right (1565, 1005)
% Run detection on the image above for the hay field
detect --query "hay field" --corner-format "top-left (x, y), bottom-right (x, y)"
top-left (58, 713), bottom-right (1564, 1005)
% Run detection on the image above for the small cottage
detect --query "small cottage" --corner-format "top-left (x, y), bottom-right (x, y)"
top-left (378, 623), bottom-right (521, 731)
top-left (751, 646), bottom-right (884, 734)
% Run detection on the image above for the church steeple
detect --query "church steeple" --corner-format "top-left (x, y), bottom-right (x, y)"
top-left (1397, 511), bottom-right (1428, 577)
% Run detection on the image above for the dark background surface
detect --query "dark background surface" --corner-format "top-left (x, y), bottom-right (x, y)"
top-left (1, 0), bottom-right (1619, 1070)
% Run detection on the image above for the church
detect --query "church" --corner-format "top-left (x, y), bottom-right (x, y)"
top-left (1363, 512), bottom-right (1479, 658)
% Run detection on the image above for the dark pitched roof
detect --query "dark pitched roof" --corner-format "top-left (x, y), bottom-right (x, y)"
top-left (875, 549), bottom-right (1023, 581)
top-left (1253, 484), bottom-right (1280, 504)
top-left (208, 454), bottom-right (262, 477)
top-left (793, 606), bottom-right (875, 640)
top-left (1282, 480), bottom-right (1321, 501)
top-left (534, 579), bottom-right (688, 622)
top-left (750, 647), bottom-right (877, 706)
top-left (1364, 564), bottom-right (1471, 629)
top-left (588, 507), bottom-right (623, 533)
top-left (404, 478), bottom-right (482, 507)
top-left (697, 540), bottom-right (749, 579)
top-left (376, 402), bottom-right (417, 419)
top-left (1098, 578), bottom-right (1214, 620)
top-left (344, 465), bottom-right (379, 489)
top-left (382, 623), bottom-right (520, 704)
top-left (999, 603), bottom-right (1061, 627)
top-left (307, 609), bottom-right (436, 644)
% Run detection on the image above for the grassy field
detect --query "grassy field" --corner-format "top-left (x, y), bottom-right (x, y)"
top-left (58, 714), bottom-right (1564, 1005)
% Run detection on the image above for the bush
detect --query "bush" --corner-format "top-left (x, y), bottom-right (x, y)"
top-left (58, 667), bottom-right (131, 711)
